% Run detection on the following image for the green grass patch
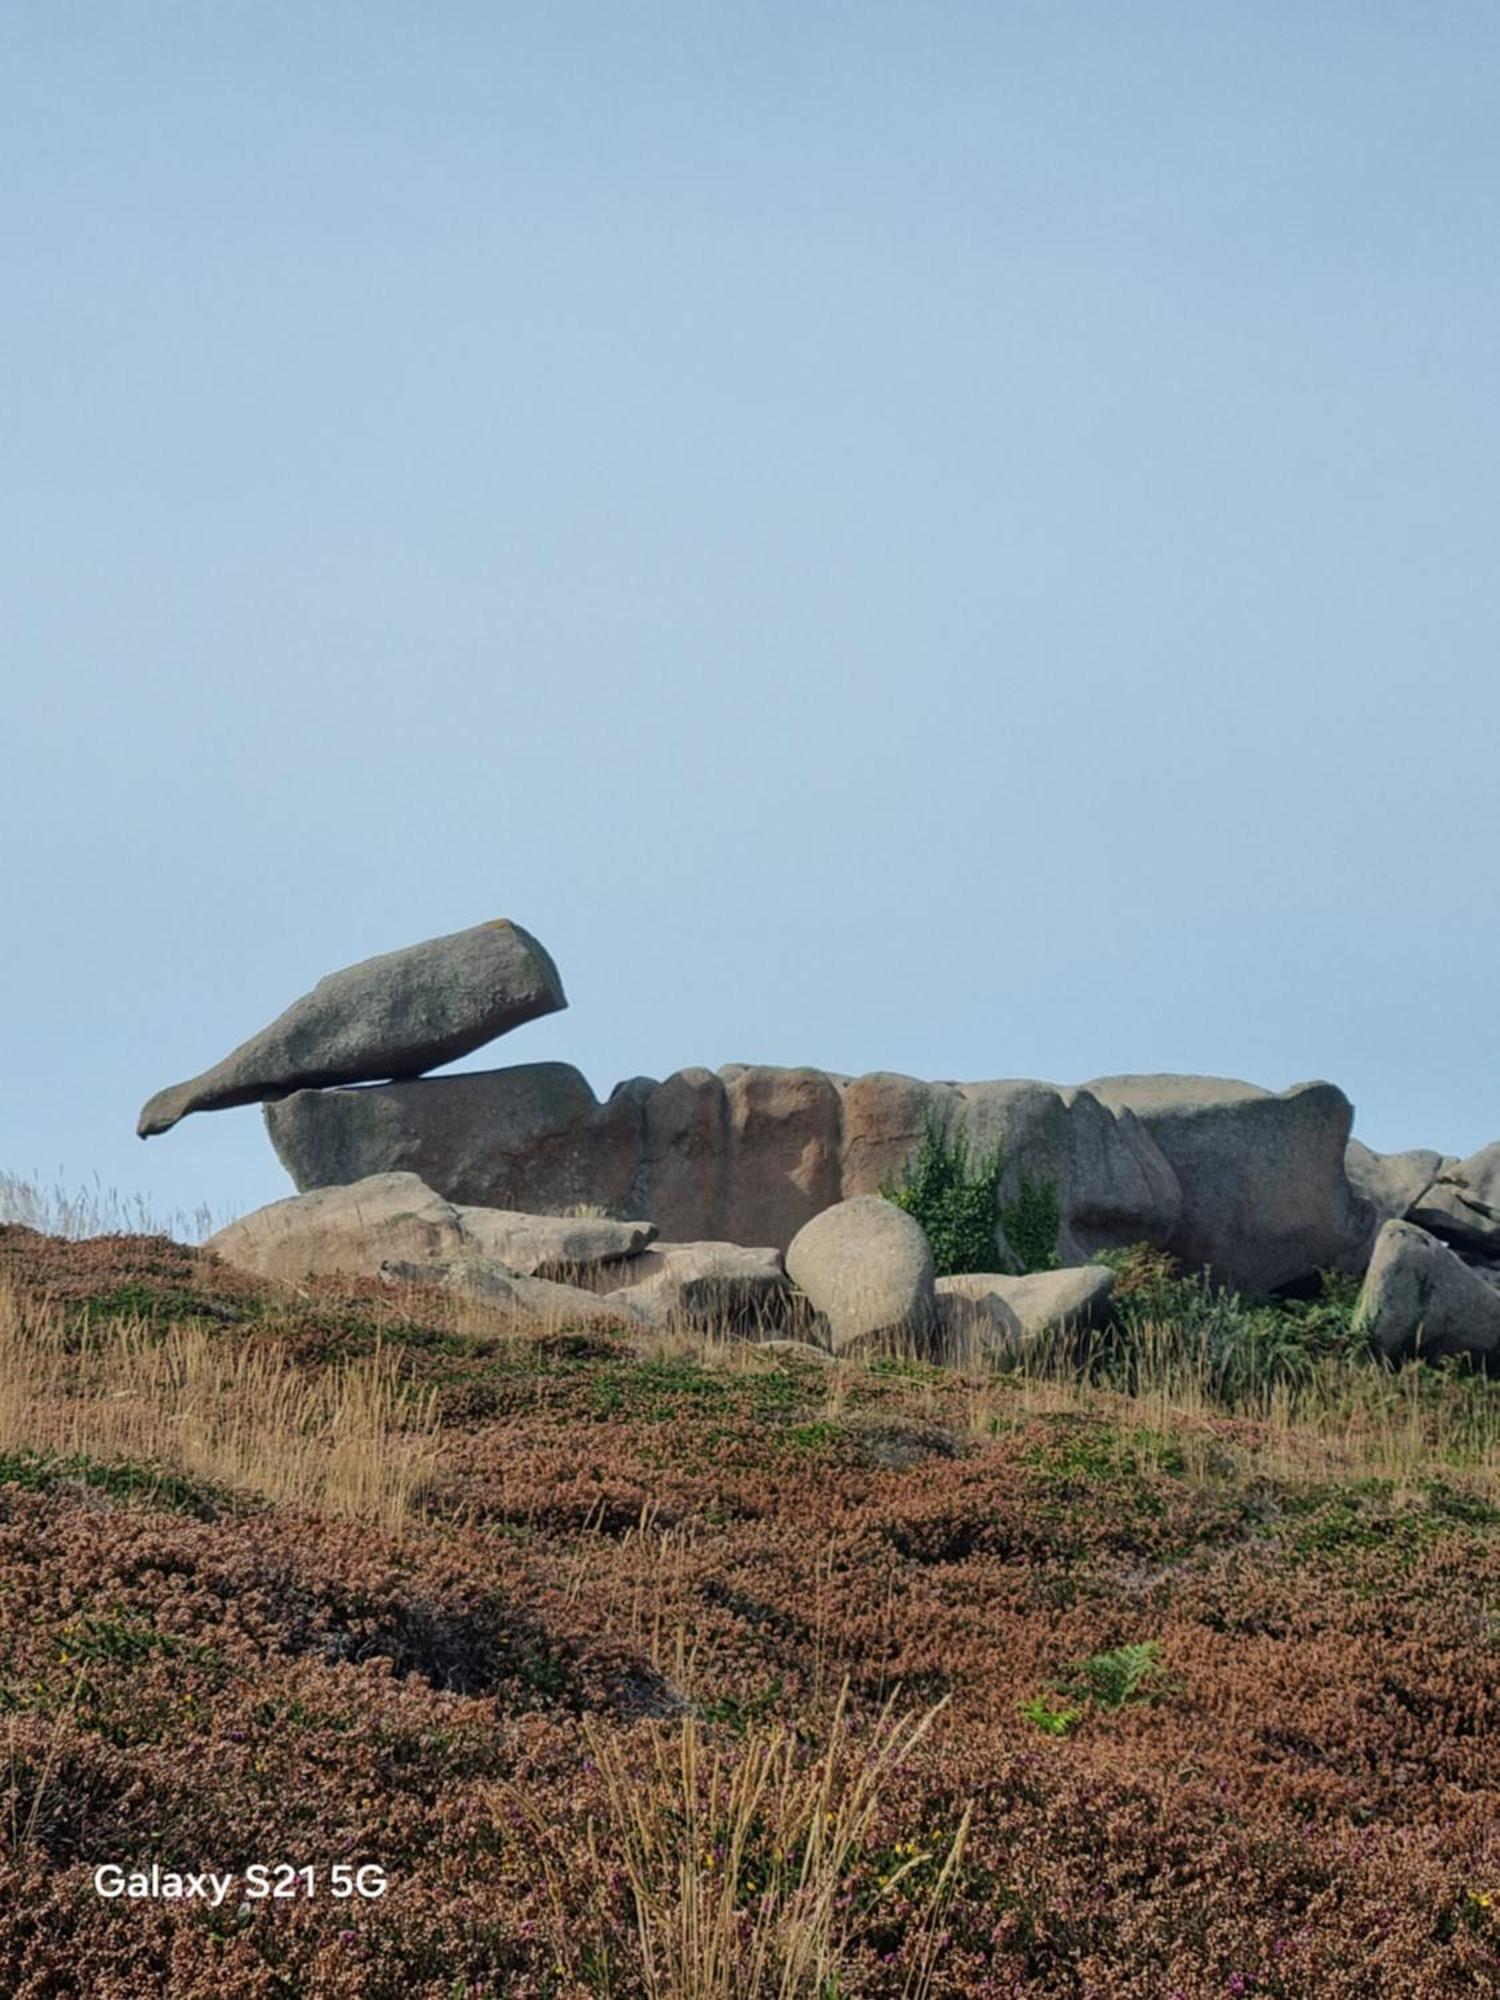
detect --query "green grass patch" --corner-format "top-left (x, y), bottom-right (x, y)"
top-left (0, 1448), bottom-right (233, 1519)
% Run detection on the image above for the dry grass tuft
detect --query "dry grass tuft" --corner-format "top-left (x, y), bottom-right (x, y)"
top-left (514, 1684), bottom-right (968, 2000)
top-left (0, 1281), bottom-right (438, 1531)
top-left (0, 1170), bottom-right (223, 1244)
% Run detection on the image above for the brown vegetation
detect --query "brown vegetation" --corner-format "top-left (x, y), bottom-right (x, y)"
top-left (1, 1223), bottom-right (1498, 1997)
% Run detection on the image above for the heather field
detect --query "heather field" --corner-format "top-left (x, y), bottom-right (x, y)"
top-left (3, 1223), bottom-right (1500, 1998)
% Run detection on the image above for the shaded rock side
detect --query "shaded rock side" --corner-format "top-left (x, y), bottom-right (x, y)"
top-left (786, 1195), bottom-right (936, 1356)
top-left (139, 919), bottom-right (565, 1138)
top-left (1086, 1075), bottom-right (1373, 1294)
top-left (378, 1256), bottom-right (653, 1329)
top-left (1356, 1219), bottom-right (1500, 1363)
top-left (594, 1240), bottom-right (792, 1332)
top-left (265, 1063), bottom-right (643, 1216)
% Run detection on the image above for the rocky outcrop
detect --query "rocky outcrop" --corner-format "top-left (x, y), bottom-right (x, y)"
top-left (267, 1062), bottom-right (1183, 1264)
top-left (839, 1075), bottom-right (1180, 1267)
top-left (785, 1196), bottom-right (936, 1356)
top-left (266, 1063), bottom-right (643, 1216)
top-left (1409, 1143), bottom-right (1500, 1260)
top-left (935, 1264), bottom-right (1115, 1364)
top-left (139, 920), bottom-right (564, 1138)
top-left (1356, 1220), bottom-right (1500, 1364)
top-left (1085, 1076), bottom-right (1373, 1294)
top-left (1345, 1141), bottom-right (1450, 1228)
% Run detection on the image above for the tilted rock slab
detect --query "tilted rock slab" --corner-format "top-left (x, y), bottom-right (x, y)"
top-left (138, 919), bottom-right (564, 1137)
top-left (1409, 1142), bottom-right (1500, 1259)
top-left (1345, 1141), bottom-right (1451, 1228)
top-left (1085, 1075), bottom-right (1374, 1294)
top-left (205, 1171), bottom-right (654, 1290)
top-left (206, 1173), bottom-right (468, 1280)
top-left (452, 1205), bottom-right (656, 1279)
top-left (378, 1256), bottom-right (653, 1330)
top-left (786, 1195), bottom-right (936, 1357)
top-left (266, 1063), bottom-right (1183, 1263)
top-left (1356, 1219), bottom-right (1500, 1364)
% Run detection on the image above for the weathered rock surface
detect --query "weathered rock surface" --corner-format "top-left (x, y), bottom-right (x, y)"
top-left (1345, 1141), bottom-right (1447, 1227)
top-left (594, 1240), bottom-right (791, 1332)
top-left (205, 1172), bottom-right (656, 1296)
top-left (935, 1264), bottom-right (1116, 1363)
top-left (266, 1063), bottom-right (642, 1216)
top-left (836, 1074), bottom-right (1179, 1267)
top-left (206, 1173), bottom-right (468, 1281)
top-left (269, 1063), bottom-right (1180, 1263)
top-left (452, 1206), bottom-right (656, 1278)
top-left (785, 1196), bottom-right (936, 1356)
top-left (140, 920), bottom-right (565, 1138)
top-left (1356, 1219), bottom-right (1500, 1363)
top-left (1085, 1075), bottom-right (1372, 1293)
top-left (1409, 1143), bottom-right (1500, 1258)
top-left (379, 1257), bottom-right (651, 1328)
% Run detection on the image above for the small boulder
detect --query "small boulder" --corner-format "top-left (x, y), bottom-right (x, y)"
top-left (1356, 1219), bottom-right (1500, 1363)
top-left (140, 919), bottom-right (565, 1137)
top-left (785, 1195), bottom-right (936, 1357)
top-left (935, 1265), bottom-right (1116, 1364)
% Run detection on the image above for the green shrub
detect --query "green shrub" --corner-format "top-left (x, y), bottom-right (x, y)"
top-left (884, 1116), bottom-right (1004, 1278)
top-left (1061, 1640), bottom-right (1166, 1709)
top-left (1087, 1254), bottom-right (1370, 1405)
top-left (999, 1174), bottom-right (1062, 1274)
top-left (884, 1116), bottom-right (1062, 1278)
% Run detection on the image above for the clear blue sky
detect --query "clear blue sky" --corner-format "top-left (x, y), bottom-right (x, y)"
top-left (3, 2), bottom-right (1497, 1227)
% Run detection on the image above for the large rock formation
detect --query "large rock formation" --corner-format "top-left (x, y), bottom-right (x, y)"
top-left (139, 919), bottom-right (564, 1138)
top-left (266, 1063), bottom-right (641, 1216)
top-left (267, 1063), bottom-right (1184, 1265)
top-left (1084, 1075), bottom-right (1373, 1294)
top-left (1356, 1219), bottom-right (1500, 1364)
top-left (838, 1074), bottom-right (1180, 1267)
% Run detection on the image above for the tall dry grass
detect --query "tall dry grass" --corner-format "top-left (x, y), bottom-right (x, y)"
top-left (511, 1683), bottom-right (968, 2000)
top-left (0, 1283), bottom-right (438, 1532)
top-left (0, 1169), bottom-right (224, 1244)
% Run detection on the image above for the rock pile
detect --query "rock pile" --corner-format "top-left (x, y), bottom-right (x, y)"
top-left (144, 919), bottom-right (1500, 1366)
